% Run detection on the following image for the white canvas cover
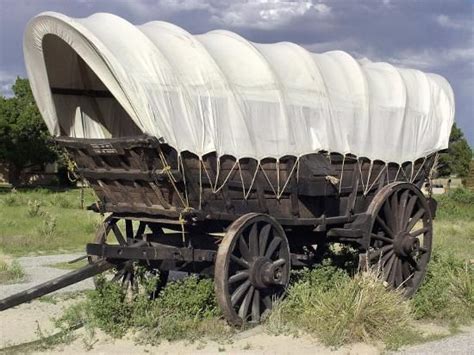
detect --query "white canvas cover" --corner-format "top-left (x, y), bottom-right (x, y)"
top-left (24, 12), bottom-right (454, 164)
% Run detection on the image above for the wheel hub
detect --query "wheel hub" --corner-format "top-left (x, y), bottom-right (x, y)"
top-left (394, 233), bottom-right (420, 257)
top-left (249, 257), bottom-right (284, 289)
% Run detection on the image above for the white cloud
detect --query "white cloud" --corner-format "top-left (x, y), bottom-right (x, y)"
top-left (388, 47), bottom-right (474, 70)
top-left (435, 14), bottom-right (469, 30)
top-left (0, 70), bottom-right (15, 97)
top-left (211, 1), bottom-right (331, 29)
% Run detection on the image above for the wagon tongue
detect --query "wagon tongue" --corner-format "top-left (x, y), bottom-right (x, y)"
top-left (0, 259), bottom-right (112, 312)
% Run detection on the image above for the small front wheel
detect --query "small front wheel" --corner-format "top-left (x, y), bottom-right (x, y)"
top-left (215, 213), bottom-right (291, 325)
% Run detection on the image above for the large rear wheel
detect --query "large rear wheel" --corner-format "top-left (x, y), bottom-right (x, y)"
top-left (361, 183), bottom-right (433, 296)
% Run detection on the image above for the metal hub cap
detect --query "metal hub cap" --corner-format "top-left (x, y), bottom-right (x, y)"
top-left (249, 257), bottom-right (285, 289)
top-left (393, 233), bottom-right (421, 257)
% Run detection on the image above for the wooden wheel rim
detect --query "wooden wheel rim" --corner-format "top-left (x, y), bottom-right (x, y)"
top-left (215, 213), bottom-right (291, 325)
top-left (89, 216), bottom-right (168, 296)
top-left (364, 182), bottom-right (433, 296)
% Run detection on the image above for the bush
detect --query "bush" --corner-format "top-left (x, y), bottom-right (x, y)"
top-left (27, 199), bottom-right (42, 217)
top-left (56, 274), bottom-right (230, 345)
top-left (0, 192), bottom-right (23, 206)
top-left (266, 266), bottom-right (412, 347)
top-left (36, 213), bottom-right (57, 238)
top-left (0, 258), bottom-right (25, 283)
top-left (436, 188), bottom-right (474, 220)
top-left (412, 250), bottom-right (473, 324)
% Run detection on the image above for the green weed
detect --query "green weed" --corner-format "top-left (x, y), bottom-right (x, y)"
top-left (26, 199), bottom-right (42, 217)
top-left (412, 250), bottom-right (473, 324)
top-left (266, 267), bottom-right (412, 347)
top-left (0, 257), bottom-right (25, 283)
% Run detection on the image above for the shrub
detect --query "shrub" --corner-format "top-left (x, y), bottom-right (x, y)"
top-left (27, 199), bottom-right (42, 217)
top-left (412, 250), bottom-right (473, 323)
top-left (1, 193), bottom-right (22, 206)
top-left (266, 267), bottom-right (412, 347)
top-left (36, 213), bottom-right (57, 238)
top-left (0, 258), bottom-right (25, 283)
top-left (56, 274), bottom-right (230, 345)
top-left (436, 188), bottom-right (474, 220)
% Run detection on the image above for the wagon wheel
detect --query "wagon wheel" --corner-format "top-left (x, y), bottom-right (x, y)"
top-left (361, 182), bottom-right (433, 296)
top-left (89, 216), bottom-right (168, 298)
top-left (215, 213), bottom-right (291, 325)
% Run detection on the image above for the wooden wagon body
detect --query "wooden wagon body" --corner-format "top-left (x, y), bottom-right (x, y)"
top-left (1, 12), bottom-right (448, 325)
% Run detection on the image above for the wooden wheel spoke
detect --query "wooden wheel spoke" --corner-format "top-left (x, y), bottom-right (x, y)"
top-left (398, 190), bottom-right (410, 231)
top-left (383, 200), bottom-right (396, 232)
top-left (381, 249), bottom-right (394, 266)
top-left (418, 246), bottom-right (428, 254)
top-left (239, 236), bottom-right (251, 261)
top-left (401, 261), bottom-right (413, 286)
top-left (383, 254), bottom-right (396, 279)
top-left (387, 257), bottom-right (399, 286)
top-left (111, 224), bottom-right (127, 246)
top-left (376, 215), bottom-right (394, 238)
top-left (230, 254), bottom-right (249, 269)
top-left (394, 259), bottom-right (403, 287)
top-left (410, 227), bottom-right (429, 238)
top-left (264, 237), bottom-right (282, 259)
top-left (251, 289), bottom-right (261, 322)
top-left (259, 224), bottom-right (271, 257)
top-left (249, 224), bottom-right (259, 257)
top-left (406, 256), bottom-right (421, 271)
top-left (238, 286), bottom-right (254, 319)
top-left (112, 268), bottom-right (126, 282)
top-left (229, 271), bottom-right (249, 284)
top-left (262, 294), bottom-right (272, 310)
top-left (406, 208), bottom-right (425, 232)
top-left (231, 280), bottom-right (251, 306)
top-left (371, 233), bottom-right (393, 244)
top-left (272, 258), bottom-right (286, 268)
top-left (403, 195), bottom-right (418, 227)
top-left (369, 244), bottom-right (393, 261)
top-left (390, 192), bottom-right (400, 229)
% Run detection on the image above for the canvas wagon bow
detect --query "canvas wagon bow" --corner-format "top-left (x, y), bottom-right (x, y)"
top-left (1, 12), bottom-right (455, 325)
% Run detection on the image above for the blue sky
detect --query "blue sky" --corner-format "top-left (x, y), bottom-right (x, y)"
top-left (0, 0), bottom-right (472, 145)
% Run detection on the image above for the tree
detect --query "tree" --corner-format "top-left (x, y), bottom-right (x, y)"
top-left (0, 77), bottom-right (58, 185)
top-left (438, 123), bottom-right (472, 177)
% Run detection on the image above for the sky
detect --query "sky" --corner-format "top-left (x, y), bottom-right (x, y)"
top-left (0, 0), bottom-right (473, 145)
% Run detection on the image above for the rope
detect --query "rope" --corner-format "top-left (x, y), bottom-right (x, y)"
top-left (276, 158), bottom-right (300, 200)
top-left (156, 151), bottom-right (188, 208)
top-left (363, 161), bottom-right (374, 195)
top-left (338, 155), bottom-right (346, 194)
top-left (276, 160), bottom-right (281, 197)
top-left (411, 157), bottom-right (427, 183)
top-left (364, 163), bottom-right (387, 195)
top-left (245, 164), bottom-right (260, 200)
top-left (260, 163), bottom-right (278, 197)
top-left (394, 165), bottom-right (401, 182)
top-left (399, 165), bottom-right (409, 181)
top-left (358, 159), bottom-right (366, 192)
top-left (212, 160), bottom-right (238, 194)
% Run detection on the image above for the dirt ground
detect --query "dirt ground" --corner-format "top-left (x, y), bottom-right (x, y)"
top-left (1, 298), bottom-right (383, 354)
top-left (1, 254), bottom-right (472, 354)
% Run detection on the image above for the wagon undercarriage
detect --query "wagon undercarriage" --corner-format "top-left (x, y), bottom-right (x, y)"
top-left (0, 136), bottom-right (437, 325)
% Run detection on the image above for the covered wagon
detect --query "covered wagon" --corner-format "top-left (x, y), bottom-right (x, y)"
top-left (1, 12), bottom-right (454, 325)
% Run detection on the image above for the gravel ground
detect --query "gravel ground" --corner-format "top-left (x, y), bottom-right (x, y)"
top-left (0, 253), bottom-right (94, 299)
top-left (394, 330), bottom-right (474, 354)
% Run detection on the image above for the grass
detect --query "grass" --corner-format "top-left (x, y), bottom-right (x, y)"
top-left (266, 266), bottom-right (414, 348)
top-left (55, 274), bottom-right (232, 345)
top-left (48, 259), bottom-right (88, 270)
top-left (0, 188), bottom-right (100, 256)
top-left (0, 254), bottom-right (25, 284)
